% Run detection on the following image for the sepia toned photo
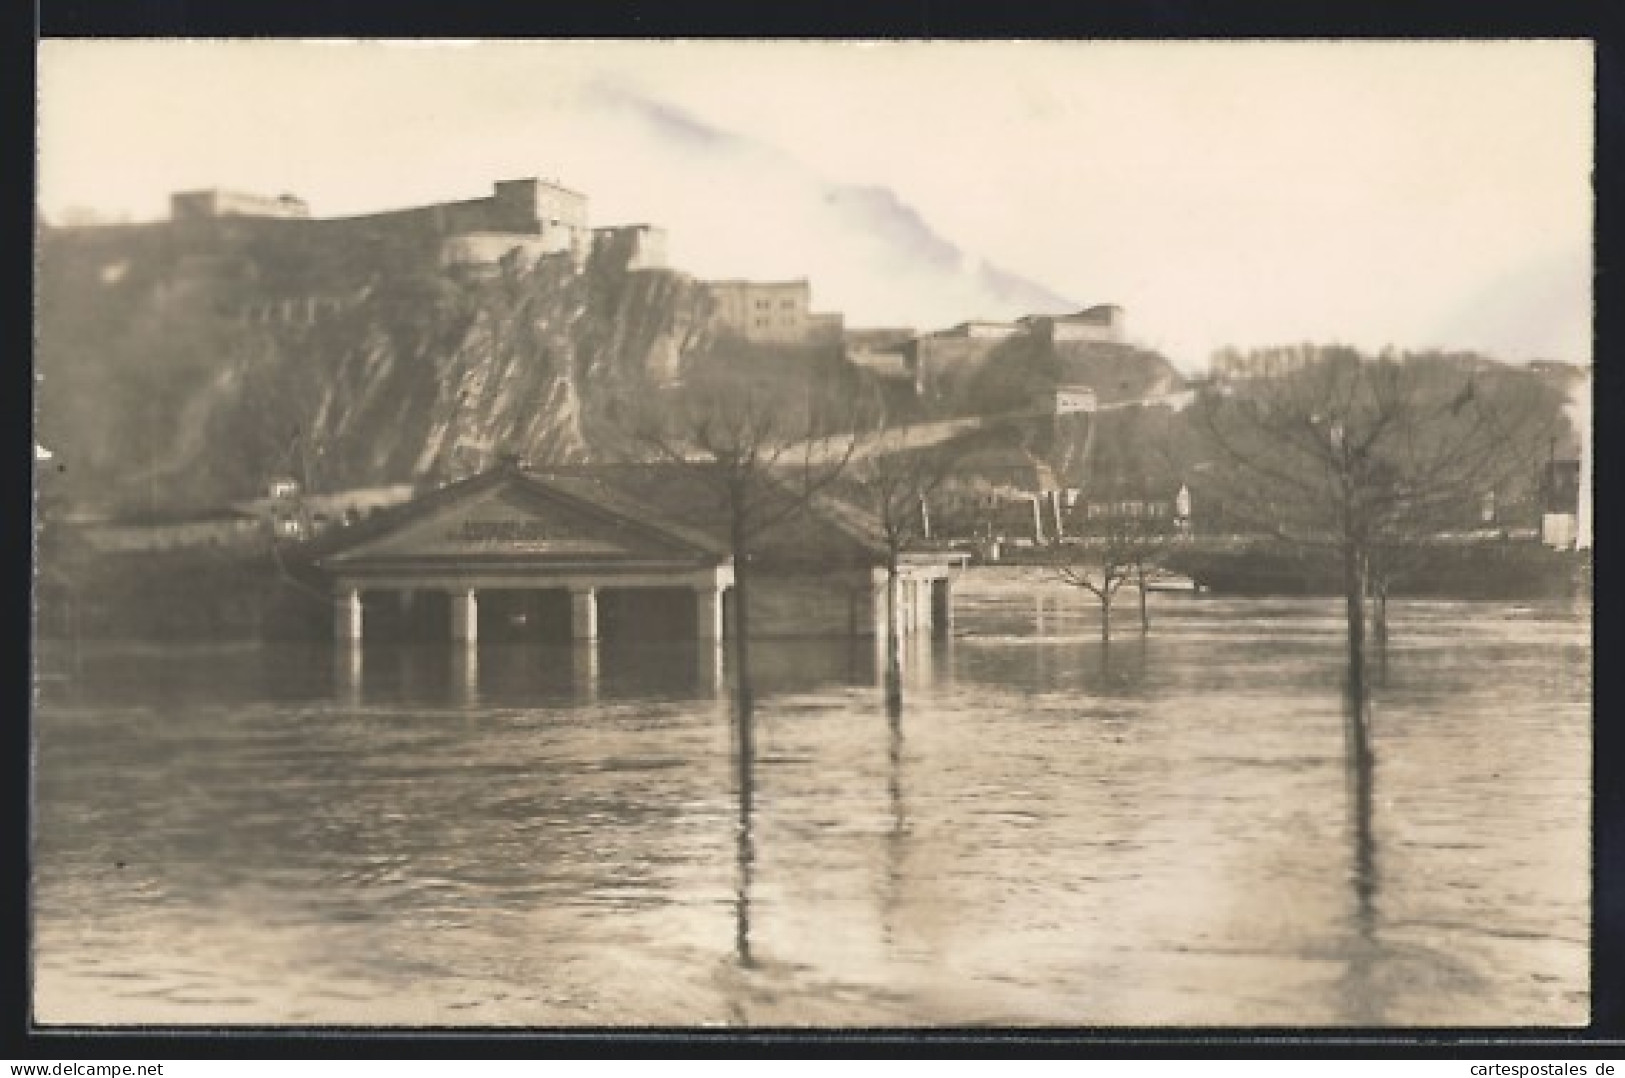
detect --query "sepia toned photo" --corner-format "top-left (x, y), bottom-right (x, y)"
top-left (31, 39), bottom-right (1593, 1028)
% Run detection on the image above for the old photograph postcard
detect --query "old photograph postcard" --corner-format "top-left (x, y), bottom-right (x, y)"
top-left (31, 39), bottom-right (1593, 1028)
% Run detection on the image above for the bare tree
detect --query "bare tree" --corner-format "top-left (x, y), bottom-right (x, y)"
top-left (1041, 408), bottom-right (1182, 641)
top-left (1044, 505), bottom-right (1176, 643)
top-left (630, 372), bottom-right (867, 715)
top-left (1190, 348), bottom-right (1565, 693)
top-left (840, 433), bottom-right (962, 713)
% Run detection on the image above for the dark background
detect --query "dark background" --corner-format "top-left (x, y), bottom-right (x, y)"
top-left (13, 0), bottom-right (1621, 1058)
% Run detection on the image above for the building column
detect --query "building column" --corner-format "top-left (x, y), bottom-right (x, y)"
top-left (1031, 495), bottom-right (1045, 543)
top-left (696, 636), bottom-right (726, 697)
top-left (572, 640), bottom-right (600, 703)
top-left (450, 588), bottom-right (479, 643)
top-left (452, 644), bottom-right (479, 706)
top-left (335, 587), bottom-right (363, 643)
top-left (696, 585), bottom-right (725, 641)
top-left (570, 586), bottom-right (599, 641)
top-left (335, 635), bottom-right (363, 705)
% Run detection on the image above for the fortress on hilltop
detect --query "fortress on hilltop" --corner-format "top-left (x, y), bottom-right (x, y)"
top-left (52, 176), bottom-right (852, 344)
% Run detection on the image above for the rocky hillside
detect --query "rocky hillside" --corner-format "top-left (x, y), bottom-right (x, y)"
top-left (35, 214), bottom-right (1190, 519)
top-left (36, 221), bottom-right (717, 515)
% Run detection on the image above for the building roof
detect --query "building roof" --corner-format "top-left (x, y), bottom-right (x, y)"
top-left (314, 465), bottom-right (729, 570)
top-left (529, 464), bottom-right (889, 566)
top-left (498, 176), bottom-right (587, 198)
top-left (701, 278), bottom-right (811, 290)
top-left (311, 461), bottom-right (898, 572)
top-left (1063, 304), bottom-right (1123, 321)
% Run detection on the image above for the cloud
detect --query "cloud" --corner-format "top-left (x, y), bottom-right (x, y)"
top-left (37, 41), bottom-right (1590, 369)
top-left (582, 83), bottom-right (1076, 329)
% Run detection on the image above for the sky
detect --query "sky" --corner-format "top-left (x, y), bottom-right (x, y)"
top-left (36, 39), bottom-right (1593, 371)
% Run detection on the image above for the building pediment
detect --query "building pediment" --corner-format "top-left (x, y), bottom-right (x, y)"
top-left (321, 472), bottom-right (723, 569)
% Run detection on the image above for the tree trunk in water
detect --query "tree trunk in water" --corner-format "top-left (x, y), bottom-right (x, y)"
top-left (727, 497), bottom-right (756, 967)
top-left (733, 685), bottom-right (755, 968)
top-left (729, 502), bottom-right (755, 718)
top-left (885, 556), bottom-right (902, 715)
top-left (1343, 542), bottom-right (1368, 704)
top-left (1136, 563), bottom-right (1149, 634)
top-left (1100, 591), bottom-right (1113, 644)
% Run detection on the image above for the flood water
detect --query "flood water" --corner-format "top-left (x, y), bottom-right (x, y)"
top-left (32, 568), bottom-right (1591, 1027)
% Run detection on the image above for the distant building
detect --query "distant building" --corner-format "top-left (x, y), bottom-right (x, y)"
top-left (1056, 305), bottom-right (1125, 343)
top-left (271, 176), bottom-right (593, 270)
top-left (806, 311), bottom-right (845, 343)
top-left (590, 225), bottom-right (668, 271)
top-left (844, 328), bottom-right (920, 391)
top-left (1052, 386), bottom-right (1099, 415)
top-left (704, 279), bottom-right (844, 344)
top-left (1077, 484), bottom-right (1182, 526)
top-left (488, 177), bottom-right (589, 262)
top-left (171, 189), bottom-right (311, 221)
top-left (1210, 345), bottom-right (1318, 382)
top-left (844, 327), bottom-right (917, 350)
top-left (847, 346), bottom-right (920, 392)
top-left (887, 319), bottom-right (1036, 400)
top-left (939, 320), bottom-right (1022, 340)
top-left (64, 176), bottom-right (686, 331)
top-left (439, 233), bottom-right (561, 276)
top-left (1540, 459), bottom-right (1582, 550)
top-left (1023, 305), bottom-right (1125, 345)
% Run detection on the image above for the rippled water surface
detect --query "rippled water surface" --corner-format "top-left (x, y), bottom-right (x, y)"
top-left (33, 570), bottom-right (1591, 1026)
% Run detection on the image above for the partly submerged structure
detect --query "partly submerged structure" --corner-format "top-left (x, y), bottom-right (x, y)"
top-left (316, 462), bottom-right (961, 646)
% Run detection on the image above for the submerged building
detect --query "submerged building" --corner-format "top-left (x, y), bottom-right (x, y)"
top-left (316, 461), bottom-right (960, 647)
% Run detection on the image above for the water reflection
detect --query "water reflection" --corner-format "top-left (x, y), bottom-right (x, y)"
top-left (335, 642), bottom-right (363, 709)
top-left (698, 642), bottom-right (726, 698)
top-left (734, 697), bottom-right (756, 970)
top-left (451, 643), bottom-right (479, 707)
top-left (1341, 683), bottom-right (1381, 1024)
top-left (881, 691), bottom-right (907, 948)
top-left (572, 642), bottom-right (599, 704)
top-left (31, 579), bottom-right (1590, 1026)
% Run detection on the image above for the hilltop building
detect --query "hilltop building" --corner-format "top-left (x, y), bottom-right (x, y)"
top-left (590, 224), bottom-right (668, 271)
top-left (40, 176), bottom-right (686, 330)
top-left (334, 177), bottom-right (593, 271)
top-left (169, 178), bottom-right (592, 266)
top-left (844, 327), bottom-right (917, 350)
top-left (939, 320), bottom-right (1023, 340)
top-left (1030, 304), bottom-right (1126, 344)
top-left (171, 189), bottom-right (311, 221)
top-left (703, 279), bottom-right (844, 345)
top-left (846, 304), bottom-right (1132, 400)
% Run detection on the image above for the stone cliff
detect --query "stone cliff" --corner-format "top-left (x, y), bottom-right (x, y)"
top-left (35, 215), bottom-right (1187, 520)
top-left (35, 221), bottom-right (716, 514)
